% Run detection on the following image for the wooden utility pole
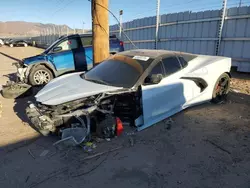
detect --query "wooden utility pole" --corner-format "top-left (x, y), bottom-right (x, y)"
top-left (92, 0), bottom-right (109, 64)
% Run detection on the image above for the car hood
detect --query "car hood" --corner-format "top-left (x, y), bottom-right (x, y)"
top-left (35, 72), bottom-right (122, 106)
top-left (23, 54), bottom-right (46, 65)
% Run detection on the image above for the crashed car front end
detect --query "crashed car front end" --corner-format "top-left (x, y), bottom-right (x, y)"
top-left (13, 61), bottom-right (29, 83)
top-left (25, 53), bottom-right (154, 140)
top-left (26, 97), bottom-right (97, 136)
top-left (26, 89), bottom-right (142, 139)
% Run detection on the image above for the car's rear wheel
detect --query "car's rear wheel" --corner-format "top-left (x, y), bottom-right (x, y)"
top-left (29, 65), bottom-right (53, 86)
top-left (212, 73), bottom-right (230, 103)
top-left (9, 44), bottom-right (13, 47)
top-left (24, 43), bottom-right (28, 47)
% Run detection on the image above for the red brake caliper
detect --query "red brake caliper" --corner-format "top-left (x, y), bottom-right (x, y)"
top-left (216, 84), bottom-right (221, 93)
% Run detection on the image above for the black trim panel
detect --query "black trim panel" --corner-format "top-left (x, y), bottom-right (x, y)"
top-left (181, 77), bottom-right (208, 92)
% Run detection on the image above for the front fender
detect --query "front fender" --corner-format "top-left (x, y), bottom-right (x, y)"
top-left (26, 61), bottom-right (57, 78)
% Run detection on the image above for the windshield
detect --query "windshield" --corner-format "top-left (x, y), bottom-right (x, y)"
top-left (83, 55), bottom-right (153, 88)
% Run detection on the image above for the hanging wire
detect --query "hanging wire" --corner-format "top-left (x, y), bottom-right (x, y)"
top-left (89, 0), bottom-right (138, 49)
top-left (49, 0), bottom-right (76, 18)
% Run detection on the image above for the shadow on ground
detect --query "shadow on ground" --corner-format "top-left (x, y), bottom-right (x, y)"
top-left (0, 91), bottom-right (250, 188)
top-left (0, 135), bottom-right (41, 156)
top-left (13, 86), bottom-right (43, 123)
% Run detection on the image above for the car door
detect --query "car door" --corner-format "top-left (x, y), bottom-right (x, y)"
top-left (141, 56), bottom-right (195, 128)
top-left (47, 37), bottom-right (77, 75)
top-left (71, 36), bottom-right (87, 71)
top-left (160, 56), bottom-right (195, 108)
top-left (141, 60), bottom-right (169, 126)
top-left (80, 36), bottom-right (93, 70)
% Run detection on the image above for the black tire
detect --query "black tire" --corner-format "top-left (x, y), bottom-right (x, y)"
top-left (96, 115), bottom-right (116, 138)
top-left (212, 73), bottom-right (230, 103)
top-left (29, 65), bottom-right (53, 86)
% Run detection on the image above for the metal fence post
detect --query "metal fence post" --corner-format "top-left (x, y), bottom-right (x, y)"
top-left (215, 0), bottom-right (227, 55)
top-left (119, 10), bottom-right (123, 39)
top-left (155, 0), bottom-right (160, 49)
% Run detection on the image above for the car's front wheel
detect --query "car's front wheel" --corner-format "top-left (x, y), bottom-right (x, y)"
top-left (9, 44), bottom-right (13, 47)
top-left (29, 65), bottom-right (54, 85)
top-left (24, 43), bottom-right (28, 47)
top-left (212, 73), bottom-right (230, 103)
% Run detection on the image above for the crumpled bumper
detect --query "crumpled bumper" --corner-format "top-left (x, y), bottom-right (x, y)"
top-left (26, 103), bottom-right (63, 133)
top-left (13, 61), bottom-right (28, 82)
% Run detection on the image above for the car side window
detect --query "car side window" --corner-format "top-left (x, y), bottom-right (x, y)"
top-left (178, 57), bottom-right (188, 68)
top-left (162, 57), bottom-right (182, 76)
top-left (149, 62), bottom-right (164, 76)
top-left (143, 62), bottom-right (164, 85)
top-left (57, 38), bottom-right (78, 51)
top-left (81, 36), bottom-right (92, 47)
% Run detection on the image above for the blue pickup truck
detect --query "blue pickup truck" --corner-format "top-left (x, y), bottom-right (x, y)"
top-left (15, 34), bottom-right (124, 85)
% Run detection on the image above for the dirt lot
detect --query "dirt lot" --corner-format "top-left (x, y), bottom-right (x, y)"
top-left (0, 46), bottom-right (250, 188)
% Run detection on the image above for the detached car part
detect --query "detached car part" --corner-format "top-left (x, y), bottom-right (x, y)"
top-left (1, 81), bottom-right (32, 99)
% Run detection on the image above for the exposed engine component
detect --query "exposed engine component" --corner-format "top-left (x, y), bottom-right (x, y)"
top-left (53, 116), bottom-right (91, 147)
top-left (96, 115), bottom-right (116, 139)
top-left (26, 90), bottom-right (142, 138)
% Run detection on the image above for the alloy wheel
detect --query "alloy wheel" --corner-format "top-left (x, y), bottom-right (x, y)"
top-left (214, 76), bottom-right (230, 100)
top-left (33, 70), bottom-right (51, 84)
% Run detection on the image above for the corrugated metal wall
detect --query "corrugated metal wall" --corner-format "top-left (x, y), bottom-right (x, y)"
top-left (110, 6), bottom-right (250, 72)
top-left (220, 7), bottom-right (250, 72)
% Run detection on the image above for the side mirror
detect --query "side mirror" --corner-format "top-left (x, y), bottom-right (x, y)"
top-left (52, 46), bottom-right (62, 52)
top-left (144, 74), bottom-right (163, 84)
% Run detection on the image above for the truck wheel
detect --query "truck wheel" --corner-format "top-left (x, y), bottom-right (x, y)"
top-left (29, 65), bottom-right (53, 86)
top-left (212, 73), bottom-right (230, 103)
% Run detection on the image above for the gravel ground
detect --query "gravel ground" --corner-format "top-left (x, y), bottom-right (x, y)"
top-left (0, 46), bottom-right (249, 188)
top-left (231, 73), bottom-right (250, 95)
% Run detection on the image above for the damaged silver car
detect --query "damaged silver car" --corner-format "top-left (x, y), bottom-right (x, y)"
top-left (26, 49), bottom-right (231, 138)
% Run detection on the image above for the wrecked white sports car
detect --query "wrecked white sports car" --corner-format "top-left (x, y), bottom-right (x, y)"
top-left (26, 49), bottom-right (231, 137)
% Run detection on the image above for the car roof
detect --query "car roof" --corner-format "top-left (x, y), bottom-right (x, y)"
top-left (57, 34), bottom-right (91, 40)
top-left (59, 34), bottom-right (119, 40)
top-left (118, 49), bottom-right (197, 59)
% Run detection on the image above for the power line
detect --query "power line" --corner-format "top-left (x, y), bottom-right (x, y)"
top-left (50, 0), bottom-right (76, 18)
top-left (122, 0), bottom-right (224, 22)
top-left (88, 0), bottom-right (138, 49)
top-left (160, 0), bottom-right (201, 11)
top-left (130, 0), bottom-right (201, 18)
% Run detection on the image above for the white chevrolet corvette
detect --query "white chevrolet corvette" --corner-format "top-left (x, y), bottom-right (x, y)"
top-left (26, 49), bottom-right (231, 136)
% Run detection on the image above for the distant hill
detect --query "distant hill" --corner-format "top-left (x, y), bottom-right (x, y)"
top-left (0, 21), bottom-right (90, 37)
